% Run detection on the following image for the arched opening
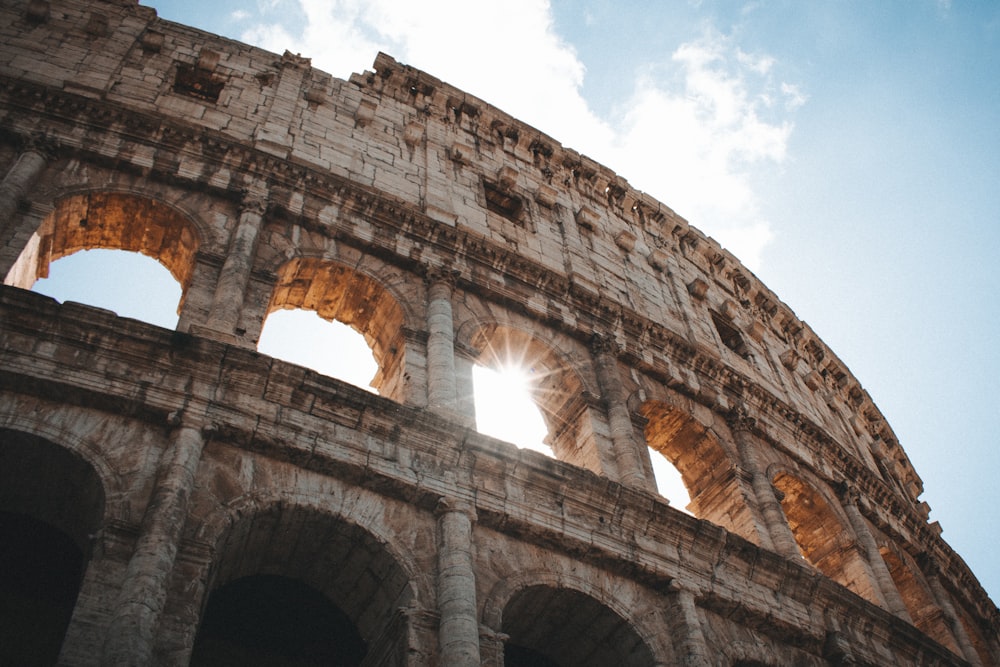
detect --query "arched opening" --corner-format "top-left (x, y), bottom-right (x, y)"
top-left (258, 310), bottom-right (377, 392)
top-left (647, 452), bottom-right (690, 511)
top-left (879, 546), bottom-right (960, 653)
top-left (472, 363), bottom-right (549, 454)
top-left (195, 504), bottom-right (414, 665)
top-left (470, 326), bottom-right (597, 471)
top-left (956, 606), bottom-right (995, 667)
top-left (27, 249), bottom-right (182, 328)
top-left (191, 574), bottom-right (365, 665)
top-left (0, 429), bottom-right (105, 664)
top-left (640, 401), bottom-right (756, 535)
top-left (263, 259), bottom-right (405, 399)
top-left (0, 513), bottom-right (84, 665)
top-left (772, 472), bottom-right (881, 604)
top-left (4, 192), bottom-right (198, 327)
top-left (501, 585), bottom-right (654, 667)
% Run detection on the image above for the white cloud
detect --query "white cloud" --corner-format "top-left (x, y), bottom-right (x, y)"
top-left (606, 31), bottom-right (797, 267)
top-left (781, 82), bottom-right (808, 111)
top-left (239, 2), bottom-right (800, 269)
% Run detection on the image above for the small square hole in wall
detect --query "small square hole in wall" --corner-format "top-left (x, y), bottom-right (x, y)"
top-left (173, 63), bottom-right (225, 102)
top-left (711, 311), bottom-right (750, 359)
top-left (483, 180), bottom-right (523, 224)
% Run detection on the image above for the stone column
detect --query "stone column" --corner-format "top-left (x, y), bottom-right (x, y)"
top-left (206, 190), bottom-right (267, 334)
top-left (591, 334), bottom-right (648, 489)
top-left (426, 268), bottom-right (459, 414)
top-left (728, 408), bottom-right (800, 558)
top-left (665, 583), bottom-right (711, 667)
top-left (0, 141), bottom-right (49, 239)
top-left (838, 486), bottom-right (912, 621)
top-left (101, 418), bottom-right (210, 665)
top-left (922, 558), bottom-right (982, 667)
top-left (435, 497), bottom-right (481, 667)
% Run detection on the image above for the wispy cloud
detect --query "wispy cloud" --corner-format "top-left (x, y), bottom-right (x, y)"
top-left (239, 1), bottom-right (801, 269)
top-left (605, 31), bottom-right (801, 266)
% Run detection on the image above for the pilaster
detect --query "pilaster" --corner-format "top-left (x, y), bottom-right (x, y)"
top-left (425, 267), bottom-right (460, 416)
top-left (590, 333), bottom-right (650, 489)
top-left (728, 407), bottom-right (800, 559)
top-left (100, 417), bottom-right (211, 665)
top-left (435, 497), bottom-right (481, 667)
top-left (0, 137), bottom-right (51, 251)
top-left (838, 485), bottom-right (912, 621)
top-left (205, 187), bottom-right (268, 337)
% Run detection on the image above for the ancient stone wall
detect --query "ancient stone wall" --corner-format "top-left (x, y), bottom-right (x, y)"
top-left (0, 0), bottom-right (997, 664)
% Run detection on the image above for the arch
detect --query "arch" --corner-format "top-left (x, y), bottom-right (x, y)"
top-left (878, 544), bottom-right (959, 653)
top-left (481, 569), bottom-right (669, 666)
top-left (771, 471), bottom-right (882, 604)
top-left (0, 408), bottom-right (125, 510)
top-left (191, 573), bottom-right (367, 665)
top-left (638, 399), bottom-right (756, 537)
top-left (0, 429), bottom-right (107, 664)
top-left (462, 321), bottom-right (604, 472)
top-left (265, 257), bottom-right (408, 399)
top-left (193, 494), bottom-right (422, 661)
top-left (4, 191), bottom-right (201, 311)
top-left (498, 583), bottom-right (656, 666)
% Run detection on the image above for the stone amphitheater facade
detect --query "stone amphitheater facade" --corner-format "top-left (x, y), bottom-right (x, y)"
top-left (1, 0), bottom-right (997, 664)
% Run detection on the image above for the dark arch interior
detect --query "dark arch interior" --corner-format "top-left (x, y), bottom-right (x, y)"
top-left (502, 585), bottom-right (654, 667)
top-left (505, 643), bottom-right (562, 667)
top-left (0, 512), bottom-right (84, 666)
top-left (196, 504), bottom-right (415, 664)
top-left (190, 574), bottom-right (366, 666)
top-left (0, 429), bottom-right (105, 665)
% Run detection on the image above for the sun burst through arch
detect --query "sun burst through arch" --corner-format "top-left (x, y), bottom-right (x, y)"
top-left (467, 323), bottom-right (602, 469)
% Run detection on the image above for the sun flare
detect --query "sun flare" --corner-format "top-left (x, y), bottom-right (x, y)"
top-left (472, 364), bottom-right (550, 455)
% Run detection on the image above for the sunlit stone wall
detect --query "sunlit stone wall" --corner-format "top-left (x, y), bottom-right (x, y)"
top-left (0, 0), bottom-right (996, 664)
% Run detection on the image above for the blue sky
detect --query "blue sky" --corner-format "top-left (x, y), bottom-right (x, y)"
top-left (28, 0), bottom-right (999, 604)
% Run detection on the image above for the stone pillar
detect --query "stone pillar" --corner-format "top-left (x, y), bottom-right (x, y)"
top-left (922, 558), bottom-right (982, 667)
top-left (838, 486), bottom-right (912, 621)
top-left (101, 419), bottom-right (210, 665)
top-left (206, 190), bottom-right (267, 334)
top-left (591, 334), bottom-right (648, 489)
top-left (435, 497), bottom-right (481, 667)
top-left (728, 408), bottom-right (800, 559)
top-left (426, 268), bottom-right (459, 414)
top-left (665, 583), bottom-right (711, 667)
top-left (177, 251), bottom-right (221, 333)
top-left (0, 142), bottom-right (49, 240)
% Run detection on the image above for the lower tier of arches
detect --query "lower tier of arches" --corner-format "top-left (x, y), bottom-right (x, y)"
top-left (0, 293), bottom-right (993, 667)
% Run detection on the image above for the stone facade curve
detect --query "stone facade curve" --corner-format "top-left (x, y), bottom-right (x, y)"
top-left (0, 0), bottom-right (997, 665)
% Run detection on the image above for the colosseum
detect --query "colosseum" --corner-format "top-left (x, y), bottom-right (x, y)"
top-left (0, 0), bottom-right (997, 664)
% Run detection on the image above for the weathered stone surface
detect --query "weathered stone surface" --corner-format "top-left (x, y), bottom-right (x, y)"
top-left (0, 0), bottom-right (996, 665)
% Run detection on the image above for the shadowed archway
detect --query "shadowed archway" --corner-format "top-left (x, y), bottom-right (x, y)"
top-left (501, 585), bottom-right (655, 667)
top-left (0, 429), bottom-right (106, 664)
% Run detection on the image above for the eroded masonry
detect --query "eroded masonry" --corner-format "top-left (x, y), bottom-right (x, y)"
top-left (1, 0), bottom-right (997, 664)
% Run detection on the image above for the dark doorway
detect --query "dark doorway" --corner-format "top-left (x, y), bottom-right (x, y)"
top-left (191, 574), bottom-right (367, 666)
top-left (0, 512), bottom-right (85, 666)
